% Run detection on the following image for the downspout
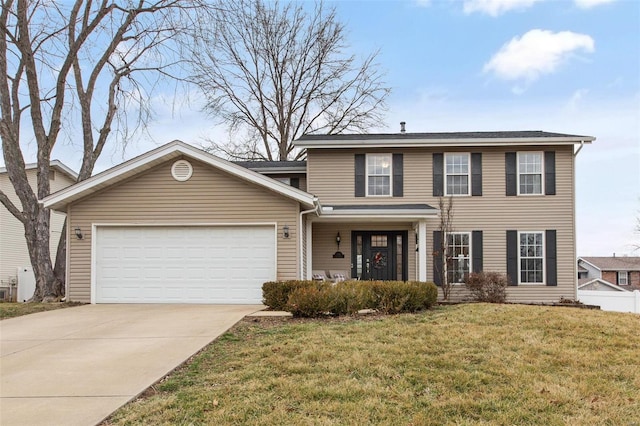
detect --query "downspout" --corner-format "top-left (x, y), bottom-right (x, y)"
top-left (299, 197), bottom-right (320, 280)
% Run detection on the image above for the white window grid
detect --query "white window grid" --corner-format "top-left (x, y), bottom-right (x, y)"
top-left (618, 271), bottom-right (629, 285)
top-left (519, 231), bottom-right (545, 284)
top-left (445, 153), bottom-right (470, 196)
top-left (366, 154), bottom-right (392, 197)
top-left (517, 152), bottom-right (544, 195)
top-left (446, 232), bottom-right (471, 284)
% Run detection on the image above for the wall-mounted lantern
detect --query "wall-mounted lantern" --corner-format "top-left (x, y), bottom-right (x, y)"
top-left (283, 225), bottom-right (290, 239)
top-left (74, 227), bottom-right (83, 240)
top-left (333, 232), bottom-right (344, 258)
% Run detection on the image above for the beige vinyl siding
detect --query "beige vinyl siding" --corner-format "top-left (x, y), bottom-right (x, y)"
top-left (0, 168), bottom-right (75, 285)
top-left (308, 146), bottom-right (577, 302)
top-left (67, 158), bottom-right (300, 303)
top-left (312, 222), bottom-right (416, 281)
top-left (298, 176), bottom-right (307, 192)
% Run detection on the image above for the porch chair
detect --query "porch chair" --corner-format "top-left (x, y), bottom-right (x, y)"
top-left (328, 270), bottom-right (349, 283)
top-left (312, 270), bottom-right (330, 281)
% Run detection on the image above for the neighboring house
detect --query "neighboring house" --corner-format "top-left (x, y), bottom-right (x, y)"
top-left (577, 257), bottom-right (640, 290)
top-left (0, 161), bottom-right (77, 300)
top-left (577, 278), bottom-right (629, 292)
top-left (42, 130), bottom-right (594, 304)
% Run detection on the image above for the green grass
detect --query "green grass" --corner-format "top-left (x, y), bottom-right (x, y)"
top-left (106, 304), bottom-right (640, 425)
top-left (0, 301), bottom-right (83, 320)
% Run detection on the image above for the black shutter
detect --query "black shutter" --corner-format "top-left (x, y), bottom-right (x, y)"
top-left (505, 152), bottom-right (517, 196)
top-left (616, 272), bottom-right (619, 285)
top-left (355, 154), bottom-right (365, 197)
top-left (545, 151), bottom-right (556, 195)
top-left (545, 230), bottom-right (557, 286)
top-left (393, 153), bottom-right (403, 197)
top-left (433, 231), bottom-right (443, 286)
top-left (433, 153), bottom-right (444, 196)
top-left (506, 230), bottom-right (518, 286)
top-left (472, 231), bottom-right (483, 273)
top-left (290, 178), bottom-right (300, 189)
top-left (471, 153), bottom-right (482, 196)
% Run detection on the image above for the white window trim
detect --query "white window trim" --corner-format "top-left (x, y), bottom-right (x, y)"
top-left (516, 151), bottom-right (544, 196)
top-left (444, 153), bottom-right (471, 196)
top-left (518, 231), bottom-right (545, 285)
top-left (365, 153), bottom-right (393, 197)
top-left (618, 271), bottom-right (629, 285)
top-left (446, 231), bottom-right (472, 285)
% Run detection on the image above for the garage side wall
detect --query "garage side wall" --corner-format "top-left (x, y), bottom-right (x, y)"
top-left (67, 159), bottom-right (300, 303)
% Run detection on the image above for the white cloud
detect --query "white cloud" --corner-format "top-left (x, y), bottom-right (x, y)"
top-left (574, 0), bottom-right (616, 9)
top-left (483, 29), bottom-right (595, 82)
top-left (463, 0), bottom-right (544, 16)
top-left (414, 0), bottom-right (431, 7)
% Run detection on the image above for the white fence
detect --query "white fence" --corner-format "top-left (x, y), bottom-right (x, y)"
top-left (577, 290), bottom-right (640, 314)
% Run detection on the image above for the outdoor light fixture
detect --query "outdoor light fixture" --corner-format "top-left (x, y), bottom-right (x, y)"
top-left (283, 225), bottom-right (290, 239)
top-left (333, 231), bottom-right (344, 258)
top-left (74, 227), bottom-right (83, 240)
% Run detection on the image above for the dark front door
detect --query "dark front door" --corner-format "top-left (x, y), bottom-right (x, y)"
top-left (352, 231), bottom-right (408, 281)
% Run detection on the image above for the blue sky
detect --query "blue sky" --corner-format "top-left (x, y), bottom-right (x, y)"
top-left (16, 0), bottom-right (640, 256)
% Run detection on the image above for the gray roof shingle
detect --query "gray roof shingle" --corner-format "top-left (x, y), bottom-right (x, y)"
top-left (580, 257), bottom-right (640, 271)
top-left (297, 130), bottom-right (593, 141)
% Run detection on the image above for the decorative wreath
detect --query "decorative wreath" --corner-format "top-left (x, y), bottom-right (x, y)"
top-left (373, 251), bottom-right (386, 269)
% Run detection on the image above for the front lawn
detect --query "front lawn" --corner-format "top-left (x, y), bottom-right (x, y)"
top-left (0, 302), bottom-right (82, 320)
top-left (106, 304), bottom-right (640, 425)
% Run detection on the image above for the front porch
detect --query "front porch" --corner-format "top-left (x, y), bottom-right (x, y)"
top-left (303, 204), bottom-right (439, 282)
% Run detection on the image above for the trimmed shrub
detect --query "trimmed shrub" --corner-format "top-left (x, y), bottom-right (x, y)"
top-left (262, 280), bottom-right (328, 310)
top-left (286, 286), bottom-right (331, 317)
top-left (465, 272), bottom-right (509, 303)
top-left (370, 280), bottom-right (410, 314)
top-left (408, 281), bottom-right (438, 310)
top-left (266, 279), bottom-right (438, 316)
top-left (327, 280), bottom-right (373, 315)
top-left (368, 280), bottom-right (438, 314)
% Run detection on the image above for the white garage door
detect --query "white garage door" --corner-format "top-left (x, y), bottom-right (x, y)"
top-left (95, 226), bottom-right (276, 304)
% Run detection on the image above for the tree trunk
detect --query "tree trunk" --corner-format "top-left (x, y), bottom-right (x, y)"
top-left (53, 220), bottom-right (67, 297)
top-left (26, 205), bottom-right (63, 302)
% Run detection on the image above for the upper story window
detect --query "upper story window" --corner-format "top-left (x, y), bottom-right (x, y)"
top-left (518, 152), bottom-right (543, 195)
top-left (519, 231), bottom-right (544, 284)
top-left (447, 232), bottom-right (470, 283)
top-left (618, 271), bottom-right (629, 285)
top-left (445, 153), bottom-right (470, 196)
top-left (366, 154), bottom-right (391, 196)
top-left (506, 151), bottom-right (555, 197)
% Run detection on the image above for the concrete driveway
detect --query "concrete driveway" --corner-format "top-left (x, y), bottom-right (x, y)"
top-left (0, 304), bottom-right (263, 426)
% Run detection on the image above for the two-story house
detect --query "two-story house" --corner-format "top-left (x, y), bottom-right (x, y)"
top-left (42, 130), bottom-right (594, 304)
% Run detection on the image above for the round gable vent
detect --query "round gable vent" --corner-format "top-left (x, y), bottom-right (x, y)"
top-left (171, 160), bottom-right (193, 181)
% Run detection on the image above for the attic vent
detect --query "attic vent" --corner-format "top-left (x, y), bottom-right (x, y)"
top-left (171, 160), bottom-right (193, 182)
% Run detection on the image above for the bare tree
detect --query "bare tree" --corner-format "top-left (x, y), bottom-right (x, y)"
top-left (634, 212), bottom-right (640, 252)
top-left (0, 0), bottom-right (207, 301)
top-left (185, 0), bottom-right (390, 161)
top-left (434, 197), bottom-right (455, 300)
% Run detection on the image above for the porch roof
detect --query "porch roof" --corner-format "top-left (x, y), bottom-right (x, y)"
top-left (316, 203), bottom-right (438, 221)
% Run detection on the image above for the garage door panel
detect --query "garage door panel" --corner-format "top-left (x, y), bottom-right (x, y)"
top-left (95, 226), bottom-right (275, 304)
